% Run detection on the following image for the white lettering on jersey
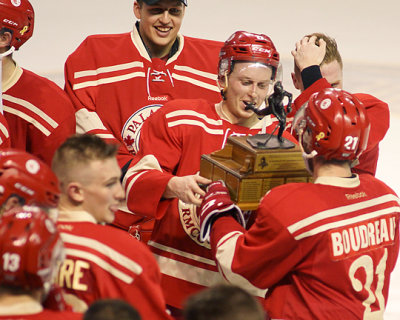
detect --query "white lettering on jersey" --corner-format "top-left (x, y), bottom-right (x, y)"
top-left (330, 215), bottom-right (396, 260)
top-left (178, 200), bottom-right (211, 249)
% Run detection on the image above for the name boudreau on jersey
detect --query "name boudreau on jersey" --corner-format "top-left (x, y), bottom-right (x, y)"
top-left (330, 214), bottom-right (397, 260)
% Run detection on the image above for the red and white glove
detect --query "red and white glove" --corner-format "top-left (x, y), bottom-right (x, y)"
top-left (198, 181), bottom-right (245, 242)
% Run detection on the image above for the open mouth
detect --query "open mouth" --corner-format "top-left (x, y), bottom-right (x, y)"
top-left (155, 26), bottom-right (172, 36)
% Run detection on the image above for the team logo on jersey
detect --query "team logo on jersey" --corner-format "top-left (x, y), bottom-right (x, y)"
top-left (178, 200), bottom-right (211, 249)
top-left (121, 104), bottom-right (162, 154)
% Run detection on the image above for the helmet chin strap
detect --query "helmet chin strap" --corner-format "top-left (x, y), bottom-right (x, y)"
top-left (299, 132), bottom-right (318, 174)
top-left (302, 151), bottom-right (317, 175)
top-left (0, 46), bottom-right (15, 114)
top-left (302, 150), bottom-right (318, 159)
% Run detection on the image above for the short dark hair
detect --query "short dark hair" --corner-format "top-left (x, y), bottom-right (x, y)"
top-left (52, 134), bottom-right (118, 182)
top-left (183, 284), bottom-right (266, 320)
top-left (83, 299), bottom-right (141, 320)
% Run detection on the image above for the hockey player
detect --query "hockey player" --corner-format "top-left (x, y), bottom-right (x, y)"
top-left (0, 206), bottom-right (81, 319)
top-left (51, 134), bottom-right (172, 319)
top-left (0, 149), bottom-right (79, 313)
top-left (290, 33), bottom-right (389, 176)
top-left (0, 0), bottom-right (75, 165)
top-left (64, 0), bottom-right (223, 238)
top-left (124, 31), bottom-right (296, 313)
top-left (0, 149), bottom-right (60, 215)
top-left (0, 113), bottom-right (10, 148)
top-left (198, 88), bottom-right (400, 319)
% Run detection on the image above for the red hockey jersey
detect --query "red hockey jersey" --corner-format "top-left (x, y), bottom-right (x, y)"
top-left (3, 66), bottom-right (75, 165)
top-left (0, 113), bottom-right (10, 148)
top-left (125, 98), bottom-right (297, 308)
top-left (64, 28), bottom-right (222, 161)
top-left (56, 210), bottom-right (172, 320)
top-left (65, 28), bottom-right (223, 235)
top-left (288, 78), bottom-right (389, 176)
top-left (211, 174), bottom-right (400, 319)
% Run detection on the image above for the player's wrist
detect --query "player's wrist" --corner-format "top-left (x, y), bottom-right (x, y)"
top-left (301, 65), bottom-right (323, 90)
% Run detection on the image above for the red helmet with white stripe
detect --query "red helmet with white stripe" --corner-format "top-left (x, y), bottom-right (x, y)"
top-left (0, 149), bottom-right (60, 208)
top-left (0, 0), bottom-right (34, 50)
top-left (298, 88), bottom-right (370, 161)
top-left (218, 31), bottom-right (280, 80)
top-left (0, 206), bottom-right (64, 290)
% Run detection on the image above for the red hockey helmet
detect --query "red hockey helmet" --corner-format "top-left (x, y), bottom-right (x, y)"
top-left (218, 31), bottom-right (280, 80)
top-left (0, 149), bottom-right (60, 208)
top-left (0, 0), bottom-right (34, 50)
top-left (0, 206), bottom-right (64, 290)
top-left (298, 88), bottom-right (370, 161)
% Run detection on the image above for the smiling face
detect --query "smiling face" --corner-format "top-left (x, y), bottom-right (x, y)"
top-left (220, 62), bottom-right (273, 125)
top-left (134, 0), bottom-right (185, 58)
top-left (79, 158), bottom-right (125, 224)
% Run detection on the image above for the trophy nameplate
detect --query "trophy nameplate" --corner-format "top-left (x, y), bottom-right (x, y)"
top-left (200, 135), bottom-right (311, 210)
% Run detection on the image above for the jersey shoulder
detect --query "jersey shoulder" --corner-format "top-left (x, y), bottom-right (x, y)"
top-left (162, 99), bottom-right (218, 120)
top-left (183, 35), bottom-right (224, 50)
top-left (73, 32), bottom-right (131, 53)
top-left (8, 69), bottom-right (74, 111)
top-left (66, 32), bottom-right (134, 65)
top-left (359, 173), bottom-right (399, 196)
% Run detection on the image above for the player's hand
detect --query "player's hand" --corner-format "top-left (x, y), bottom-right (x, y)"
top-left (291, 35), bottom-right (326, 71)
top-left (198, 181), bottom-right (245, 242)
top-left (164, 174), bottom-right (211, 206)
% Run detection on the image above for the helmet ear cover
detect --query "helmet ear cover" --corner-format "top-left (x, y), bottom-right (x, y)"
top-left (0, 206), bottom-right (64, 290)
top-left (0, 0), bottom-right (34, 50)
top-left (0, 149), bottom-right (60, 208)
top-left (301, 88), bottom-right (370, 161)
top-left (218, 31), bottom-right (280, 80)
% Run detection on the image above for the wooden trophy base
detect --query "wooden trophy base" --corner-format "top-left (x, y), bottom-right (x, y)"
top-left (200, 135), bottom-right (311, 210)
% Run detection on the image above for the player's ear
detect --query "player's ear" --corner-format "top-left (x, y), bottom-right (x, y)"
top-left (66, 182), bottom-right (84, 204)
top-left (0, 31), bottom-right (12, 49)
top-left (291, 72), bottom-right (301, 90)
top-left (133, 1), bottom-right (142, 20)
top-left (2, 196), bottom-right (22, 212)
top-left (217, 72), bottom-right (228, 100)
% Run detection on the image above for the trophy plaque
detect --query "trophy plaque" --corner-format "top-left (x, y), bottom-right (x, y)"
top-left (200, 135), bottom-right (310, 210)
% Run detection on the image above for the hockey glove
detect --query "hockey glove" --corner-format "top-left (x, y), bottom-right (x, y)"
top-left (198, 180), bottom-right (245, 243)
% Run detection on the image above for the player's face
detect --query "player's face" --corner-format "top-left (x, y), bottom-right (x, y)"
top-left (222, 62), bottom-right (273, 124)
top-left (81, 158), bottom-right (125, 224)
top-left (320, 60), bottom-right (343, 89)
top-left (134, 0), bottom-right (185, 58)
